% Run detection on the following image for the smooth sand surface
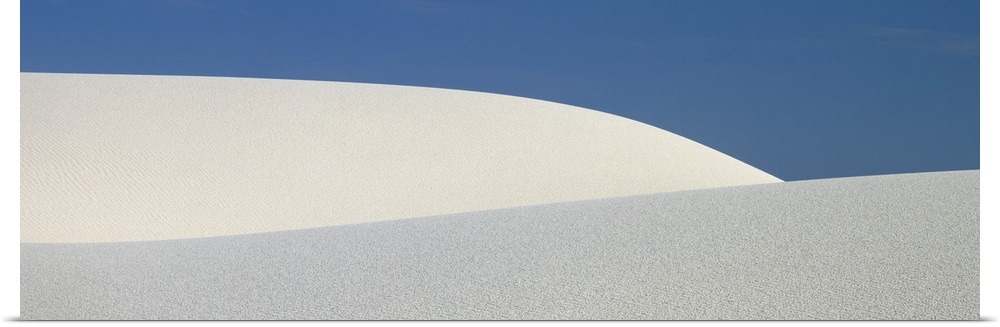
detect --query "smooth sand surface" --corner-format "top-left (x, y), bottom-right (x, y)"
top-left (21, 73), bottom-right (780, 243)
top-left (21, 170), bottom-right (978, 320)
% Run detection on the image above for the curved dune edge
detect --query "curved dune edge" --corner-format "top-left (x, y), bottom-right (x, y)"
top-left (21, 73), bottom-right (780, 243)
top-left (21, 171), bottom-right (979, 320)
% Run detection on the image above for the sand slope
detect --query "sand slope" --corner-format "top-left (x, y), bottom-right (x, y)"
top-left (21, 73), bottom-right (780, 243)
top-left (21, 170), bottom-right (978, 320)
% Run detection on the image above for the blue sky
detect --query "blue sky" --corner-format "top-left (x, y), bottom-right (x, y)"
top-left (20, 0), bottom-right (979, 181)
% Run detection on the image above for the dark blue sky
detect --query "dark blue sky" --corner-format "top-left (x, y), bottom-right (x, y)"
top-left (21, 0), bottom-right (979, 181)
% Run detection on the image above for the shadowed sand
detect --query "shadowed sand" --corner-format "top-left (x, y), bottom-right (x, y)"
top-left (20, 171), bottom-right (978, 320)
top-left (21, 73), bottom-right (780, 243)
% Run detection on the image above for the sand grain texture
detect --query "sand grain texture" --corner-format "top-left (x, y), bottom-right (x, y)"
top-left (21, 171), bottom-right (979, 320)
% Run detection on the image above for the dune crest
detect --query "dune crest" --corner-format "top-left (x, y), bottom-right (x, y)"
top-left (21, 73), bottom-right (780, 243)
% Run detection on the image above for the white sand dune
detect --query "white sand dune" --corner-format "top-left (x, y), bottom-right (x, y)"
top-left (20, 170), bottom-right (979, 320)
top-left (19, 73), bottom-right (977, 320)
top-left (21, 73), bottom-right (780, 243)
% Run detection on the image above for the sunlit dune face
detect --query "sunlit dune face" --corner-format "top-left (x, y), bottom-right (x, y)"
top-left (21, 73), bottom-right (780, 243)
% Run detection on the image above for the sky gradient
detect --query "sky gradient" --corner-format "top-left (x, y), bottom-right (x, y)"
top-left (20, 0), bottom-right (979, 181)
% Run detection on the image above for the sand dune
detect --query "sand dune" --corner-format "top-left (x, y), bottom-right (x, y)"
top-left (21, 73), bottom-right (780, 243)
top-left (20, 170), bottom-right (979, 320)
top-left (20, 73), bottom-right (977, 320)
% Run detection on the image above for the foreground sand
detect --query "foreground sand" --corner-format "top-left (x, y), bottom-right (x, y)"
top-left (21, 171), bottom-right (978, 320)
top-left (21, 73), bottom-right (780, 243)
